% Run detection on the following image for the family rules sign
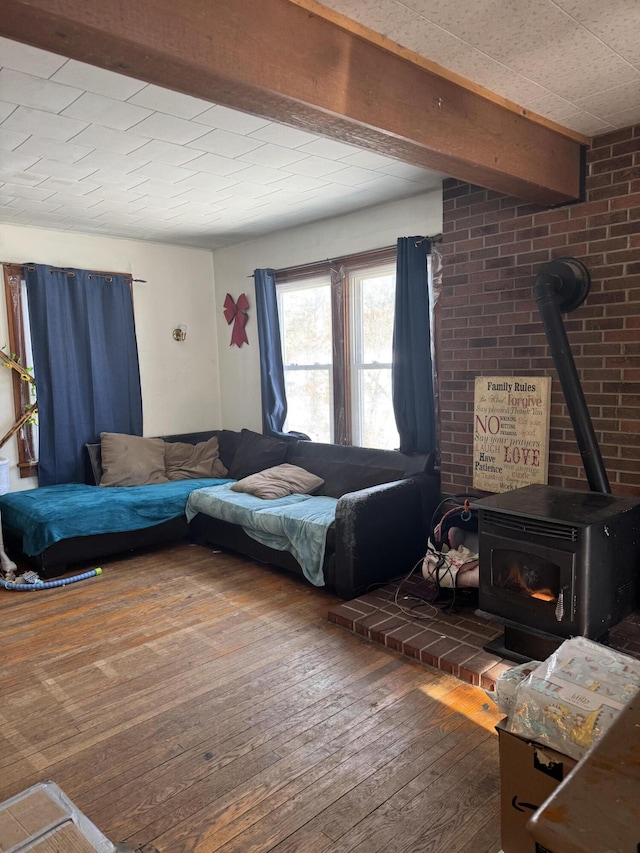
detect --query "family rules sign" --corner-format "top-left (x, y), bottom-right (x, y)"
top-left (473, 376), bottom-right (552, 493)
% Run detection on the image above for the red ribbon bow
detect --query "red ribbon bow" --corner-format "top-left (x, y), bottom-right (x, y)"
top-left (223, 292), bottom-right (249, 347)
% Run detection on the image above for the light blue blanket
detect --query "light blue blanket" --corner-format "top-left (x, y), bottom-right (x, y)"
top-left (186, 484), bottom-right (338, 586)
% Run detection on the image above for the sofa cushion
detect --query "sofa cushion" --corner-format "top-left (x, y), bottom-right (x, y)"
top-left (165, 437), bottom-right (228, 480)
top-left (227, 429), bottom-right (289, 480)
top-left (99, 433), bottom-right (168, 487)
top-left (231, 464), bottom-right (324, 500)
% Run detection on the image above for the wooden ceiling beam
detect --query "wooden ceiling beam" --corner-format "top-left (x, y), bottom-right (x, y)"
top-left (1, 0), bottom-right (585, 206)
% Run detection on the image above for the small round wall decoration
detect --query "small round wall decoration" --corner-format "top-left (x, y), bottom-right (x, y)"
top-left (223, 292), bottom-right (249, 347)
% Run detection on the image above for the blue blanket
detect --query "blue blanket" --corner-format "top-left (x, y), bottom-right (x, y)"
top-left (0, 479), bottom-right (232, 555)
top-left (186, 484), bottom-right (337, 586)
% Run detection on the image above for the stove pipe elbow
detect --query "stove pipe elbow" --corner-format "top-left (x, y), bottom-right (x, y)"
top-left (533, 258), bottom-right (610, 494)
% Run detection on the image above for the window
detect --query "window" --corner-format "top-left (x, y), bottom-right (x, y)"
top-left (3, 264), bottom-right (38, 477)
top-left (276, 248), bottom-right (400, 449)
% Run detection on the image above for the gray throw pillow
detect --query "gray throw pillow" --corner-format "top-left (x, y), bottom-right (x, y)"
top-left (231, 464), bottom-right (324, 499)
top-left (165, 437), bottom-right (228, 480)
top-left (99, 433), bottom-right (168, 487)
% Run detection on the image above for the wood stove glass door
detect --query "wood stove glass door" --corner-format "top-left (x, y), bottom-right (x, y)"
top-left (480, 534), bottom-right (578, 635)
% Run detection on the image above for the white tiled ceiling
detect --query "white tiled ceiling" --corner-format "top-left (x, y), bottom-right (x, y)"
top-left (1, 0), bottom-right (639, 249)
top-left (325, 0), bottom-right (640, 137)
top-left (0, 37), bottom-right (443, 250)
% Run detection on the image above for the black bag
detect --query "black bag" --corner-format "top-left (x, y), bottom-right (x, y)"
top-left (430, 495), bottom-right (479, 552)
top-left (420, 495), bottom-right (480, 606)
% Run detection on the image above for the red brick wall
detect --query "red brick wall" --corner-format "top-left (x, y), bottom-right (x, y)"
top-left (439, 124), bottom-right (640, 497)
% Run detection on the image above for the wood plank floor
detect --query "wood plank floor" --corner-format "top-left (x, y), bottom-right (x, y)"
top-left (0, 542), bottom-right (503, 852)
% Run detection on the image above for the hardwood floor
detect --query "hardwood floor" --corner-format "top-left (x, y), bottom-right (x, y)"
top-left (0, 542), bottom-right (503, 852)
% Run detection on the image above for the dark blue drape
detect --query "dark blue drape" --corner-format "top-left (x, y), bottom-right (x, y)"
top-left (392, 237), bottom-right (436, 454)
top-left (25, 264), bottom-right (143, 485)
top-left (254, 268), bottom-right (309, 439)
top-left (254, 268), bottom-right (287, 435)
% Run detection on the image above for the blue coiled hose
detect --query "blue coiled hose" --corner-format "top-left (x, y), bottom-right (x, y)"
top-left (0, 567), bottom-right (102, 590)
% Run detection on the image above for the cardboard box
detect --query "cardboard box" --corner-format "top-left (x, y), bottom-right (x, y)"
top-left (0, 781), bottom-right (117, 852)
top-left (497, 720), bottom-right (577, 853)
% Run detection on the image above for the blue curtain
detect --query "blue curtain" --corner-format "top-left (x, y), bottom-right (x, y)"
top-left (25, 264), bottom-right (143, 485)
top-left (254, 268), bottom-right (309, 439)
top-left (254, 268), bottom-right (288, 435)
top-left (392, 237), bottom-right (436, 454)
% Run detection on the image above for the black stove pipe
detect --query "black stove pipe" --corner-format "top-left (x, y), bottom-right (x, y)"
top-left (534, 258), bottom-right (611, 494)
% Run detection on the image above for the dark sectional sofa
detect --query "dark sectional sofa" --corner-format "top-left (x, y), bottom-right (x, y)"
top-left (0, 429), bottom-right (440, 600)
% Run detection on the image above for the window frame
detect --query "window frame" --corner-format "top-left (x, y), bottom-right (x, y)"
top-left (3, 263), bottom-right (38, 478)
top-left (3, 262), bottom-right (136, 479)
top-left (276, 246), bottom-right (397, 446)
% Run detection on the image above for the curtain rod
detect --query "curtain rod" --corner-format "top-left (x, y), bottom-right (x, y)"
top-left (246, 234), bottom-right (442, 278)
top-left (17, 264), bottom-right (147, 282)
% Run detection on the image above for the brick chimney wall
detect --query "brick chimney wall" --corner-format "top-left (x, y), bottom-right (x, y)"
top-left (439, 124), bottom-right (640, 497)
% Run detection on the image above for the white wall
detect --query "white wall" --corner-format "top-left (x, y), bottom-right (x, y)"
top-left (0, 224), bottom-right (220, 491)
top-left (212, 188), bottom-right (443, 431)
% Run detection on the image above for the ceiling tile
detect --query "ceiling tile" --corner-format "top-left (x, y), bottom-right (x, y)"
top-left (553, 111), bottom-right (612, 136)
top-left (554, 0), bottom-right (640, 67)
top-left (50, 59), bottom-right (147, 100)
top-left (174, 171), bottom-right (239, 193)
top-left (281, 155), bottom-right (348, 178)
top-left (0, 100), bottom-right (16, 122)
top-left (129, 113), bottom-right (210, 145)
top-left (185, 128), bottom-right (265, 157)
top-left (0, 168), bottom-right (50, 187)
top-left (128, 161), bottom-right (198, 183)
top-left (248, 123), bottom-right (320, 148)
top-left (44, 192), bottom-right (105, 209)
top-left (236, 143), bottom-right (309, 169)
top-left (0, 68), bottom-right (82, 113)
top-left (79, 169), bottom-right (148, 190)
top-left (131, 195), bottom-right (188, 211)
top-left (575, 79), bottom-right (640, 118)
top-left (84, 187), bottom-right (145, 204)
top-left (338, 149), bottom-right (399, 170)
top-left (127, 84), bottom-right (213, 119)
top-left (1, 148), bottom-right (42, 172)
top-left (13, 134), bottom-right (94, 164)
top-left (228, 163), bottom-right (284, 185)
top-left (270, 173), bottom-right (331, 193)
top-left (296, 137), bottom-right (366, 159)
top-left (61, 92), bottom-right (153, 130)
top-left (193, 104), bottom-right (271, 134)
top-left (68, 124), bottom-right (148, 154)
top-left (171, 185), bottom-right (237, 205)
top-left (130, 179), bottom-right (189, 199)
top-left (25, 158), bottom-right (99, 182)
top-left (326, 164), bottom-right (380, 186)
top-left (73, 149), bottom-right (151, 173)
top-left (35, 176), bottom-right (102, 196)
top-left (3, 196), bottom-right (62, 213)
top-left (0, 182), bottom-right (58, 201)
top-left (131, 138), bottom-right (204, 166)
top-left (0, 37), bottom-right (67, 78)
top-left (600, 104), bottom-right (640, 129)
top-left (1, 104), bottom-right (87, 141)
top-left (0, 126), bottom-right (29, 150)
top-left (183, 151), bottom-right (248, 176)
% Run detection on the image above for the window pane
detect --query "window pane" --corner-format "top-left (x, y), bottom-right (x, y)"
top-left (358, 268), bottom-right (395, 363)
top-left (356, 367), bottom-right (399, 450)
top-left (280, 283), bottom-right (332, 365)
top-left (283, 368), bottom-right (332, 443)
top-left (350, 263), bottom-right (396, 448)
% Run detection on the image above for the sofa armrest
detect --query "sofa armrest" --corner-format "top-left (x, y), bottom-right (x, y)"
top-left (333, 471), bottom-right (440, 600)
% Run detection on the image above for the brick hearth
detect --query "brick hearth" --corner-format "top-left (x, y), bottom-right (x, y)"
top-left (328, 574), bottom-right (640, 692)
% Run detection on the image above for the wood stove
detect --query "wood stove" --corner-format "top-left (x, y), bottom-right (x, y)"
top-left (471, 257), bottom-right (640, 662)
top-left (474, 484), bottom-right (640, 662)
